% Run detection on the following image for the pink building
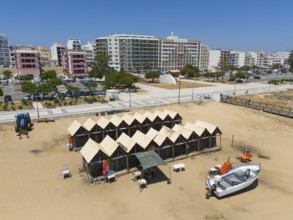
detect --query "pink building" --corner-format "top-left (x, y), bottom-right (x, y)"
top-left (62, 50), bottom-right (88, 76)
top-left (15, 48), bottom-right (40, 78)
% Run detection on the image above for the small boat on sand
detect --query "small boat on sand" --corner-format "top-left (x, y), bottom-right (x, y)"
top-left (206, 163), bottom-right (261, 198)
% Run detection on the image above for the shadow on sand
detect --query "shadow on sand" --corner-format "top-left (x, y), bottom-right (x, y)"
top-left (145, 168), bottom-right (170, 185)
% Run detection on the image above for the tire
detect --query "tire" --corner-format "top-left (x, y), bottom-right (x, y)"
top-left (27, 123), bottom-right (31, 131)
top-left (15, 125), bottom-right (19, 133)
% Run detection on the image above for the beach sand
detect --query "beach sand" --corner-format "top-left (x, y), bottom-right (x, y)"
top-left (0, 101), bottom-right (293, 220)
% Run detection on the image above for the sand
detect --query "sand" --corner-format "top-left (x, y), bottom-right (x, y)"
top-left (0, 101), bottom-right (293, 220)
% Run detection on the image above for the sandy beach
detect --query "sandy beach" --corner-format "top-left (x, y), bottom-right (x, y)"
top-left (1, 100), bottom-right (293, 220)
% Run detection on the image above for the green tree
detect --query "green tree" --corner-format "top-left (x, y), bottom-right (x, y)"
top-left (89, 53), bottom-right (112, 78)
top-left (239, 65), bottom-right (251, 71)
top-left (180, 64), bottom-right (200, 78)
top-left (21, 82), bottom-right (37, 94)
top-left (48, 77), bottom-right (62, 86)
top-left (3, 70), bottom-right (12, 80)
top-left (234, 71), bottom-right (250, 80)
top-left (0, 88), bottom-right (3, 96)
top-left (36, 83), bottom-right (53, 94)
top-left (145, 71), bottom-right (160, 82)
top-left (104, 71), bottom-right (138, 89)
top-left (41, 70), bottom-right (57, 80)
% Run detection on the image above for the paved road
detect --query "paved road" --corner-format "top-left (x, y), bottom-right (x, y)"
top-left (0, 81), bottom-right (292, 124)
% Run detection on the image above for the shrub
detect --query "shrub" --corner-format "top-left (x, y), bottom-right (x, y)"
top-left (63, 101), bottom-right (67, 105)
top-left (11, 101), bottom-right (15, 106)
top-left (18, 105), bottom-right (23, 110)
top-left (11, 106), bottom-right (16, 111)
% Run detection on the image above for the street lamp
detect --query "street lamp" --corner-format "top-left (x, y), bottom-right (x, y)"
top-left (192, 80), bottom-right (195, 101)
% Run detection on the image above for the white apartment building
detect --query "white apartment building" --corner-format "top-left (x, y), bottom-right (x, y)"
top-left (0, 34), bottom-right (11, 67)
top-left (50, 42), bottom-right (65, 66)
top-left (208, 49), bottom-right (221, 70)
top-left (82, 41), bottom-right (95, 67)
top-left (271, 51), bottom-right (290, 66)
top-left (244, 51), bottom-right (257, 66)
top-left (96, 34), bottom-right (159, 72)
top-left (256, 50), bottom-right (272, 68)
top-left (229, 50), bottom-right (245, 68)
top-left (67, 39), bottom-right (81, 50)
top-left (159, 33), bottom-right (209, 71)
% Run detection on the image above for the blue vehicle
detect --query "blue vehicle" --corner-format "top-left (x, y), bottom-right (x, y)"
top-left (15, 112), bottom-right (32, 132)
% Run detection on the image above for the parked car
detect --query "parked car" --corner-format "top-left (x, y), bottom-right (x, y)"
top-left (42, 93), bottom-right (50, 100)
top-left (253, 76), bottom-right (261, 80)
top-left (4, 95), bottom-right (12, 102)
top-left (235, 79), bottom-right (244, 83)
top-left (23, 94), bottom-right (31, 101)
top-left (33, 93), bottom-right (42, 101)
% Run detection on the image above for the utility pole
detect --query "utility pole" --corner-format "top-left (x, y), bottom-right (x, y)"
top-left (178, 78), bottom-right (181, 104)
top-left (129, 87), bottom-right (131, 109)
top-left (36, 100), bottom-right (40, 118)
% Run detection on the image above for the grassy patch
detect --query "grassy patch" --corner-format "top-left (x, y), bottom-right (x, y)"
top-left (148, 81), bottom-right (212, 90)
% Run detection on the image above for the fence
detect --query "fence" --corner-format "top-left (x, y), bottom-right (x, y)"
top-left (221, 95), bottom-right (293, 119)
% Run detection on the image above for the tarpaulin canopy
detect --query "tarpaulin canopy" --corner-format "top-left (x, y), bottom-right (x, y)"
top-left (133, 151), bottom-right (167, 171)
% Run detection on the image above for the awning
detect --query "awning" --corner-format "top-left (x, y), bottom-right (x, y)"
top-left (133, 151), bottom-right (167, 171)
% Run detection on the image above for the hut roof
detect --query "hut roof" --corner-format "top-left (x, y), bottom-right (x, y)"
top-left (143, 111), bottom-right (156, 122)
top-left (116, 133), bottom-right (136, 153)
top-left (184, 122), bottom-right (208, 137)
top-left (194, 120), bottom-right (221, 134)
top-left (83, 118), bottom-right (96, 131)
top-left (97, 117), bottom-right (110, 129)
top-left (67, 120), bottom-right (82, 136)
top-left (163, 109), bottom-right (180, 119)
top-left (154, 111), bottom-right (168, 120)
top-left (153, 133), bottom-right (167, 146)
top-left (80, 138), bottom-right (100, 163)
top-left (132, 130), bottom-right (152, 149)
top-left (100, 135), bottom-right (119, 157)
top-left (122, 114), bottom-right (135, 126)
top-left (133, 112), bottom-right (146, 124)
top-left (165, 129), bottom-right (181, 143)
top-left (159, 125), bottom-right (171, 136)
top-left (110, 115), bottom-right (123, 127)
top-left (146, 128), bottom-right (159, 140)
top-left (172, 124), bottom-right (193, 139)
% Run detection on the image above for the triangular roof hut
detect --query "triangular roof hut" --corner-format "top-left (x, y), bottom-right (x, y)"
top-left (67, 120), bottom-right (83, 136)
top-left (80, 138), bottom-right (101, 163)
top-left (83, 118), bottom-right (96, 132)
top-left (132, 130), bottom-right (154, 150)
top-left (116, 132), bottom-right (137, 153)
top-left (194, 120), bottom-right (222, 135)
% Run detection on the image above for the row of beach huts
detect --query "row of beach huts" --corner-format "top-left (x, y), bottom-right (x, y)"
top-left (67, 110), bottom-right (222, 181)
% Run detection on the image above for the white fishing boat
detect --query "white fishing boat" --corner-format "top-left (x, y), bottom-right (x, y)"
top-left (206, 163), bottom-right (261, 198)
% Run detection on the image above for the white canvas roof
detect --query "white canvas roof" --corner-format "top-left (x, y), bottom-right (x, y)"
top-left (146, 128), bottom-right (159, 140)
top-left (132, 130), bottom-right (152, 149)
top-left (100, 135), bottom-right (119, 157)
top-left (116, 133), bottom-right (136, 153)
top-left (153, 133), bottom-right (167, 146)
top-left (80, 138), bottom-right (100, 163)
top-left (163, 109), bottom-right (178, 119)
top-left (144, 111), bottom-right (156, 122)
top-left (166, 129), bottom-right (181, 143)
top-left (172, 124), bottom-right (193, 139)
top-left (184, 122), bottom-right (208, 137)
top-left (194, 120), bottom-right (219, 134)
top-left (67, 120), bottom-right (82, 136)
top-left (122, 114), bottom-right (135, 126)
top-left (159, 126), bottom-right (171, 136)
top-left (154, 111), bottom-right (168, 120)
top-left (97, 117), bottom-right (110, 129)
top-left (110, 115), bottom-right (123, 127)
top-left (83, 118), bottom-right (96, 131)
top-left (133, 112), bottom-right (146, 124)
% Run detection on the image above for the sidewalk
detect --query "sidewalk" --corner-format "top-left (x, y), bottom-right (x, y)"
top-left (32, 102), bottom-right (44, 110)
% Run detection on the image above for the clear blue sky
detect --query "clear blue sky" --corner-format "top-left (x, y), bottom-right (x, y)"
top-left (1, 0), bottom-right (293, 52)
